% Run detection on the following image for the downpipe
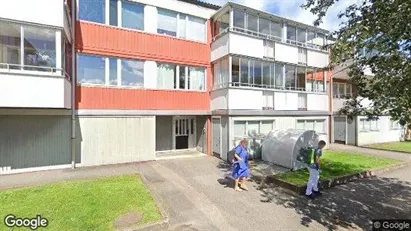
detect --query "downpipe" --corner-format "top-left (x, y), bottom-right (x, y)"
top-left (70, 0), bottom-right (77, 169)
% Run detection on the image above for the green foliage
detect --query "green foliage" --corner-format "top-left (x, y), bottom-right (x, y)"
top-left (302, 0), bottom-right (411, 122)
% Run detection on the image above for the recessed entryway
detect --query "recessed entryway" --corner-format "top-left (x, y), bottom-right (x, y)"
top-left (173, 116), bottom-right (196, 150)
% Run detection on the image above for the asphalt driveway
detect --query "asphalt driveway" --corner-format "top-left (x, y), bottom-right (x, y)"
top-left (138, 156), bottom-right (411, 231)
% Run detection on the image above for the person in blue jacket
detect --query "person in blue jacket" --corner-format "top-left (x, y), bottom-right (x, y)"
top-left (232, 138), bottom-right (250, 192)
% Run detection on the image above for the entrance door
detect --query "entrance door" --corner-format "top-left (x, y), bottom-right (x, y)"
top-left (334, 117), bottom-right (347, 144)
top-left (173, 116), bottom-right (196, 150)
top-left (212, 117), bottom-right (221, 156)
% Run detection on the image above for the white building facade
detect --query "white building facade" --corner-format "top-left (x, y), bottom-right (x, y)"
top-left (210, 3), bottom-right (332, 160)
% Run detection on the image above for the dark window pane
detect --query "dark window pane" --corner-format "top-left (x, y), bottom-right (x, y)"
top-left (262, 62), bottom-right (270, 87)
top-left (233, 9), bottom-right (245, 28)
top-left (297, 67), bottom-right (306, 90)
top-left (287, 25), bottom-right (296, 41)
top-left (259, 18), bottom-right (270, 35)
top-left (109, 0), bottom-right (118, 26)
top-left (297, 28), bottom-right (306, 43)
top-left (232, 57), bottom-right (240, 85)
top-left (285, 65), bottom-right (296, 90)
top-left (275, 63), bottom-right (283, 88)
top-left (0, 20), bottom-right (21, 68)
top-left (79, 0), bottom-right (105, 24)
top-left (247, 14), bottom-right (258, 32)
top-left (240, 58), bottom-right (248, 85)
top-left (179, 66), bottom-right (186, 89)
top-left (254, 61), bottom-right (262, 87)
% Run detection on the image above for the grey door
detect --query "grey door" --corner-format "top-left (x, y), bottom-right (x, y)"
top-left (334, 116), bottom-right (347, 143)
top-left (212, 118), bottom-right (221, 156)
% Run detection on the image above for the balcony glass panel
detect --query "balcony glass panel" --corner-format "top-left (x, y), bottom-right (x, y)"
top-left (270, 21), bottom-right (282, 40)
top-left (233, 9), bottom-right (245, 29)
top-left (285, 65), bottom-right (296, 90)
top-left (262, 62), bottom-right (271, 87)
top-left (274, 63), bottom-right (283, 88)
top-left (0, 20), bottom-right (21, 68)
top-left (253, 60), bottom-right (262, 87)
top-left (232, 57), bottom-right (240, 86)
top-left (259, 18), bottom-right (270, 36)
top-left (240, 58), bottom-right (249, 86)
top-left (23, 25), bottom-right (56, 71)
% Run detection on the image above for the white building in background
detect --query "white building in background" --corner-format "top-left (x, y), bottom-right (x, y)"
top-left (210, 2), bottom-right (332, 160)
top-left (332, 54), bottom-right (403, 146)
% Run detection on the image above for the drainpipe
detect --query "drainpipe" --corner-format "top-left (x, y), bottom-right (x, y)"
top-left (70, 0), bottom-right (77, 169)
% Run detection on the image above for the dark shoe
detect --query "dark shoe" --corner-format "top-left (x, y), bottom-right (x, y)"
top-left (313, 190), bottom-right (322, 196)
top-left (305, 194), bottom-right (315, 199)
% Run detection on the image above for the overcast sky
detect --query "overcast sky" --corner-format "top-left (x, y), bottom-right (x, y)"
top-left (202, 0), bottom-right (360, 32)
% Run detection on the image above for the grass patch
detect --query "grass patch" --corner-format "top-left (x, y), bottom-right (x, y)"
top-left (0, 175), bottom-right (162, 231)
top-left (368, 141), bottom-right (411, 153)
top-left (274, 150), bottom-right (401, 186)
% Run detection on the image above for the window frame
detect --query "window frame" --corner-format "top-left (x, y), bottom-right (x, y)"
top-left (296, 119), bottom-right (327, 134)
top-left (359, 118), bottom-right (380, 132)
top-left (77, 53), bottom-right (144, 88)
top-left (156, 62), bottom-right (207, 92)
top-left (233, 119), bottom-right (276, 138)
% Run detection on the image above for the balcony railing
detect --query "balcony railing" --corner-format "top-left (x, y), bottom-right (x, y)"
top-left (0, 63), bottom-right (71, 81)
top-left (213, 27), bottom-right (327, 52)
top-left (214, 81), bottom-right (327, 93)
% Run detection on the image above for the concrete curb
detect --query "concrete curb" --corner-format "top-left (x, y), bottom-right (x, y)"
top-left (131, 174), bottom-right (169, 231)
top-left (361, 146), bottom-right (411, 155)
top-left (267, 162), bottom-right (411, 195)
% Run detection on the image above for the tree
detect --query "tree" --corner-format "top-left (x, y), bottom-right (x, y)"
top-left (302, 0), bottom-right (411, 125)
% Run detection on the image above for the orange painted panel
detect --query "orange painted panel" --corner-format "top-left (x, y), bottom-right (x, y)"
top-left (76, 86), bottom-right (210, 110)
top-left (306, 70), bottom-right (331, 81)
top-left (76, 21), bottom-right (211, 67)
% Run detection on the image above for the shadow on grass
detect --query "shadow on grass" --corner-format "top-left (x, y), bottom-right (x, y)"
top-left (216, 158), bottom-right (411, 230)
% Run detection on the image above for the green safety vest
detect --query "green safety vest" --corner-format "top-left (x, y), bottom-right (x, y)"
top-left (310, 149), bottom-right (316, 165)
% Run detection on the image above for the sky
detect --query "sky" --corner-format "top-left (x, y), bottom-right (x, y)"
top-left (201, 0), bottom-right (360, 32)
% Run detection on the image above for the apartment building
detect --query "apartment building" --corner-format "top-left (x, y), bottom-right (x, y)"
top-left (209, 2), bottom-right (332, 160)
top-left (0, 0), bottom-right (334, 174)
top-left (0, 0), bottom-right (73, 174)
top-left (332, 55), bottom-right (403, 146)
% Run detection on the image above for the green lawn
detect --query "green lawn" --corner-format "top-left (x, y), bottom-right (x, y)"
top-left (368, 141), bottom-right (411, 153)
top-left (0, 175), bottom-right (162, 231)
top-left (274, 150), bottom-right (401, 186)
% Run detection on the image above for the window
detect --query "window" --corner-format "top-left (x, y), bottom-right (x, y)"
top-left (157, 9), bottom-right (177, 36)
top-left (285, 65), bottom-right (296, 90)
top-left (121, 59), bottom-right (144, 87)
top-left (78, 54), bottom-right (144, 87)
top-left (298, 48), bottom-right (307, 64)
top-left (178, 14), bottom-right (186, 39)
top-left (253, 61), bottom-right (262, 87)
top-left (234, 121), bottom-right (246, 138)
top-left (157, 63), bottom-right (205, 90)
top-left (187, 16), bottom-right (206, 42)
top-left (262, 62), bottom-right (271, 87)
top-left (234, 120), bottom-right (275, 138)
top-left (296, 67), bottom-right (306, 90)
top-left (346, 84), bottom-right (352, 97)
top-left (188, 67), bottom-right (206, 90)
top-left (79, 0), bottom-right (105, 24)
top-left (264, 40), bottom-right (275, 58)
top-left (359, 118), bottom-right (379, 132)
top-left (307, 30), bottom-right (315, 44)
top-left (220, 58), bottom-right (229, 87)
top-left (157, 63), bottom-right (176, 89)
top-left (274, 63), bottom-right (283, 88)
top-left (240, 58), bottom-right (249, 86)
top-left (287, 25), bottom-right (296, 43)
top-left (23, 25), bottom-right (56, 71)
top-left (213, 11), bottom-right (230, 37)
top-left (233, 9), bottom-right (245, 29)
top-left (232, 57), bottom-right (240, 86)
top-left (77, 54), bottom-right (106, 85)
top-left (315, 33), bottom-right (325, 46)
top-left (297, 119), bottom-right (326, 134)
top-left (297, 28), bottom-right (306, 44)
top-left (259, 18), bottom-right (270, 35)
top-left (390, 120), bottom-right (401, 130)
top-left (108, 58), bottom-right (117, 85)
top-left (262, 91), bottom-right (274, 108)
top-left (0, 20), bottom-right (21, 67)
top-left (109, 0), bottom-right (118, 26)
top-left (122, 1), bottom-right (144, 30)
top-left (246, 13), bottom-right (258, 33)
top-left (270, 21), bottom-right (282, 40)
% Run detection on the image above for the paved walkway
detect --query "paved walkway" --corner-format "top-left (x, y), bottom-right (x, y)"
top-left (1, 146), bottom-right (410, 231)
top-left (329, 143), bottom-right (411, 162)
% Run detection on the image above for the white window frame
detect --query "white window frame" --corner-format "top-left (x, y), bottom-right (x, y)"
top-left (156, 62), bottom-right (206, 92)
top-left (296, 119), bottom-right (326, 134)
top-left (359, 118), bottom-right (380, 132)
top-left (390, 120), bottom-right (401, 130)
top-left (232, 118), bottom-right (276, 139)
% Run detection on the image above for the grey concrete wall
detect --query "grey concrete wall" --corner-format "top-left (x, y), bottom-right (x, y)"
top-left (156, 116), bottom-right (173, 151)
top-left (196, 116), bottom-right (207, 154)
top-left (221, 116), bottom-right (230, 160)
top-left (0, 115), bottom-right (71, 170)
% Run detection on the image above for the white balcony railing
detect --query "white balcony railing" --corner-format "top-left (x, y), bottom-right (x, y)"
top-left (214, 81), bottom-right (327, 93)
top-left (0, 63), bottom-right (71, 81)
